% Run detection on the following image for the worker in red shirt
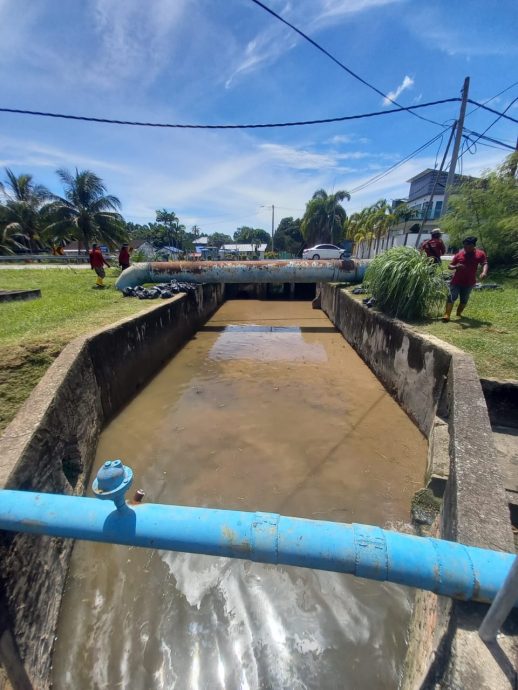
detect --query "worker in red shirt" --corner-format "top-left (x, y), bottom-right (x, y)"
top-left (118, 243), bottom-right (130, 271)
top-left (420, 229), bottom-right (446, 264)
top-left (443, 236), bottom-right (488, 321)
top-left (89, 243), bottom-right (111, 288)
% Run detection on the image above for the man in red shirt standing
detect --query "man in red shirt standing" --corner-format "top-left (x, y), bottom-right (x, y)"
top-left (118, 243), bottom-right (130, 271)
top-left (443, 236), bottom-right (488, 321)
top-left (420, 229), bottom-right (446, 264)
top-left (89, 243), bottom-right (111, 288)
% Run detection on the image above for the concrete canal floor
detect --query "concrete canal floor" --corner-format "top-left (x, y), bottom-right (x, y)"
top-left (52, 300), bottom-right (427, 689)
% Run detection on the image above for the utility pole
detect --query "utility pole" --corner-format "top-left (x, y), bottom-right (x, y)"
top-left (261, 204), bottom-right (275, 251)
top-left (509, 136), bottom-right (518, 178)
top-left (271, 204), bottom-right (275, 251)
top-left (415, 121), bottom-right (456, 248)
top-left (442, 76), bottom-right (470, 215)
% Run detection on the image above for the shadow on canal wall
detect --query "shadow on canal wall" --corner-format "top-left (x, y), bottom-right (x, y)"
top-left (0, 284), bottom-right (224, 690)
top-left (319, 284), bottom-right (516, 690)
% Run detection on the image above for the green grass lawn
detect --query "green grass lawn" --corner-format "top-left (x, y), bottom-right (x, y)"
top-left (353, 268), bottom-right (518, 380)
top-left (0, 268), bottom-right (153, 434)
top-left (413, 271), bottom-right (518, 380)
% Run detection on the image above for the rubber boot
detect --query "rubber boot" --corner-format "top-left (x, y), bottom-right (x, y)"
top-left (96, 276), bottom-right (105, 288)
top-left (456, 304), bottom-right (465, 318)
top-left (442, 303), bottom-right (453, 322)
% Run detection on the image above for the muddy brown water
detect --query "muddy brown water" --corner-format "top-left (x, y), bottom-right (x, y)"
top-left (53, 300), bottom-right (426, 689)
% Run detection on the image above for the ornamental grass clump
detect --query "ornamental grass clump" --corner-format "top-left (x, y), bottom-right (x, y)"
top-left (364, 246), bottom-right (447, 321)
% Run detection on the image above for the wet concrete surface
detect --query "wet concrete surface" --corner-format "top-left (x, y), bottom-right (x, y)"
top-left (52, 300), bottom-right (426, 689)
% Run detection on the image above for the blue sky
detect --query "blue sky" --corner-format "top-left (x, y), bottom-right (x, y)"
top-left (1, 0), bottom-right (517, 235)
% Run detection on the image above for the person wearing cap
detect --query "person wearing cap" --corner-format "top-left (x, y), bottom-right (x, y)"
top-left (118, 243), bottom-right (131, 271)
top-left (89, 243), bottom-right (111, 288)
top-left (442, 236), bottom-right (488, 321)
top-left (420, 229), bottom-right (446, 264)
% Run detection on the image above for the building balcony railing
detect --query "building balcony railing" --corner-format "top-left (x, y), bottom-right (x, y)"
top-left (405, 209), bottom-right (442, 221)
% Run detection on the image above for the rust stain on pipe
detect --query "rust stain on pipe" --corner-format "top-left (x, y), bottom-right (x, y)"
top-left (116, 259), bottom-right (370, 289)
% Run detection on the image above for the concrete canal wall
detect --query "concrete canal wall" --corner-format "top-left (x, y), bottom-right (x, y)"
top-left (320, 284), bottom-right (515, 690)
top-left (0, 284), bottom-right (224, 690)
top-left (0, 280), bottom-right (515, 689)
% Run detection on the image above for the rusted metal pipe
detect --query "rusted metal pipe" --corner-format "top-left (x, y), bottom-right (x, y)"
top-left (115, 259), bottom-right (369, 290)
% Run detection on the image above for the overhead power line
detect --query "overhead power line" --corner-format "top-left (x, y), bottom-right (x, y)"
top-left (463, 129), bottom-right (515, 151)
top-left (466, 80), bottom-right (518, 117)
top-left (348, 128), bottom-right (450, 195)
top-left (460, 96), bottom-right (518, 159)
top-left (467, 99), bottom-right (518, 124)
top-left (248, 0), bottom-right (443, 127)
top-left (0, 98), bottom-right (460, 130)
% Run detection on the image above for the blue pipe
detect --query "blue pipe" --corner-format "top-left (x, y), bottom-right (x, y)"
top-left (0, 488), bottom-right (515, 605)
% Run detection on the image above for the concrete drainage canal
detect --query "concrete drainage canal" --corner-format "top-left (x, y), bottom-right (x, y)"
top-left (4, 285), bottom-right (512, 690)
top-left (51, 299), bottom-right (426, 689)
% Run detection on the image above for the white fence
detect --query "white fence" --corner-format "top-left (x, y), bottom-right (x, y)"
top-left (354, 232), bottom-right (450, 259)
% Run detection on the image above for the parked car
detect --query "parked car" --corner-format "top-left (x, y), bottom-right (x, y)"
top-left (302, 244), bottom-right (349, 260)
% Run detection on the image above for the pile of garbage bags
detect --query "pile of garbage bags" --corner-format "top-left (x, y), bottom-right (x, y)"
top-left (122, 281), bottom-right (198, 299)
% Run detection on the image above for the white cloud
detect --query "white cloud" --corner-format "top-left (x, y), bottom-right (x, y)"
top-left (336, 152), bottom-right (371, 160)
top-left (403, 8), bottom-right (518, 57)
top-left (89, 0), bottom-right (190, 89)
top-left (225, 30), bottom-right (297, 89)
top-left (259, 143), bottom-right (339, 170)
top-left (0, 136), bottom-right (130, 175)
top-left (328, 134), bottom-right (370, 145)
top-left (383, 75), bottom-right (414, 106)
top-left (311, 0), bottom-right (403, 28)
top-left (224, 0), bottom-right (401, 88)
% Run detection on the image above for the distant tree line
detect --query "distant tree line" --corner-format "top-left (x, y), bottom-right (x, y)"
top-left (5, 153), bottom-right (514, 260)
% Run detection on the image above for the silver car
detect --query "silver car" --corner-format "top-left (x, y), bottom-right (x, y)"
top-left (302, 244), bottom-right (349, 260)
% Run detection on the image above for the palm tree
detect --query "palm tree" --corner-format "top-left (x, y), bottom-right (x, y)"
top-left (44, 169), bottom-right (126, 251)
top-left (0, 221), bottom-right (26, 255)
top-left (0, 169), bottom-right (51, 251)
top-left (156, 209), bottom-right (187, 250)
top-left (301, 189), bottom-right (350, 245)
top-left (393, 202), bottom-right (414, 233)
top-left (344, 209), bottom-right (373, 256)
top-left (369, 199), bottom-right (396, 251)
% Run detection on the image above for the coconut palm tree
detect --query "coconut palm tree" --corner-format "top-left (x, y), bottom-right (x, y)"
top-left (344, 208), bottom-right (376, 249)
top-left (44, 169), bottom-right (126, 251)
top-left (393, 202), bottom-right (414, 233)
top-left (369, 199), bottom-right (396, 251)
top-left (0, 169), bottom-right (51, 251)
top-left (0, 220), bottom-right (26, 255)
top-left (301, 189), bottom-right (350, 245)
top-left (155, 209), bottom-right (187, 250)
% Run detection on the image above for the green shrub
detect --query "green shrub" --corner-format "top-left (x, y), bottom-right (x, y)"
top-left (364, 247), bottom-right (447, 321)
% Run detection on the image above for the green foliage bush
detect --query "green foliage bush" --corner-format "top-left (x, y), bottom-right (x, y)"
top-left (364, 247), bottom-right (447, 321)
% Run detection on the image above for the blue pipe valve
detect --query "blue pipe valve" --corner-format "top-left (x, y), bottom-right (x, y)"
top-left (92, 460), bottom-right (133, 510)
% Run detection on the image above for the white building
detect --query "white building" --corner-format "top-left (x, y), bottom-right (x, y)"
top-left (221, 243), bottom-right (268, 259)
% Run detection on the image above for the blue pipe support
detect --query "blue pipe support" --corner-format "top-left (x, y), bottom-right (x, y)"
top-left (0, 485), bottom-right (515, 605)
top-left (115, 259), bottom-right (369, 291)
